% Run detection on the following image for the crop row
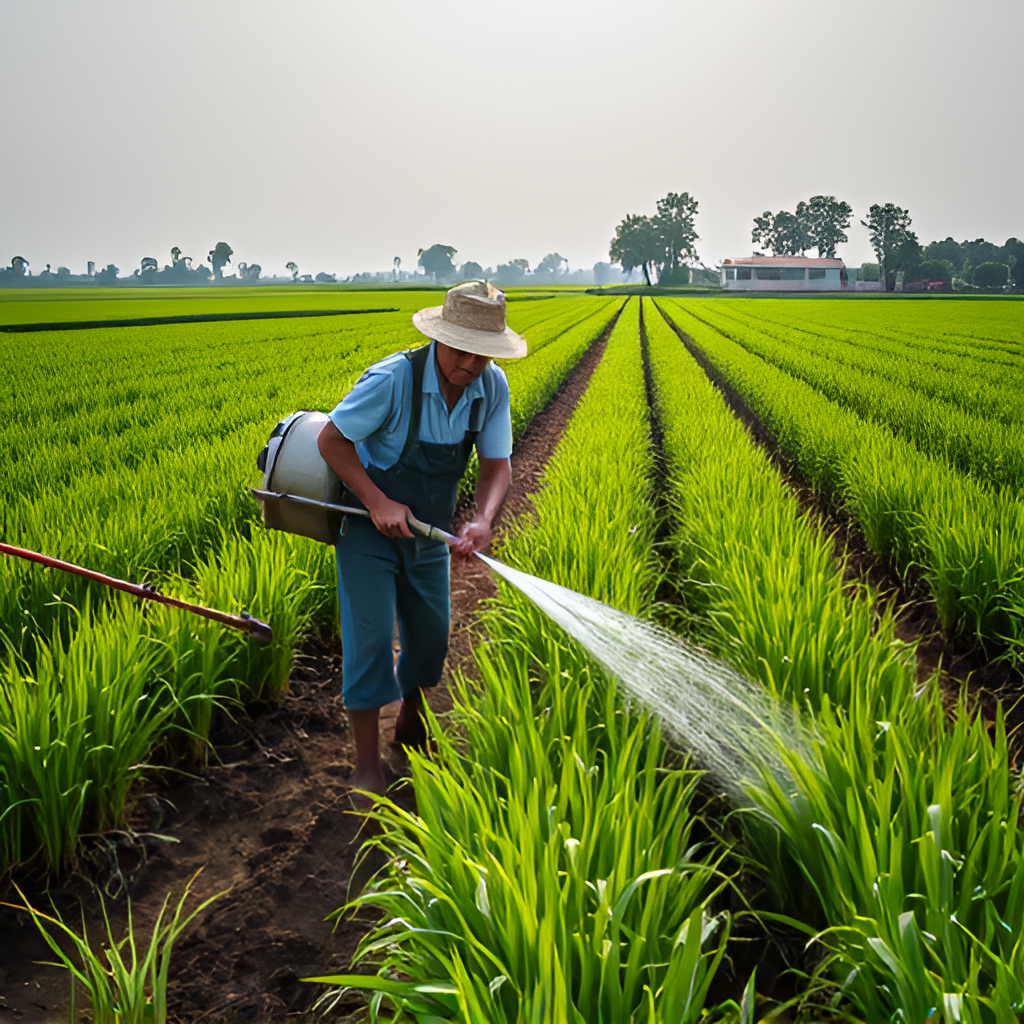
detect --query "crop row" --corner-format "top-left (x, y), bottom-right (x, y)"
top-left (658, 299), bottom-right (1024, 660)
top-left (739, 296), bottom-right (1023, 353)
top-left (0, 297), bottom-right (617, 874)
top-left (645, 300), bottom-right (1024, 1020)
top-left (707, 301), bottom-right (1023, 425)
top-left (678, 301), bottom-right (1024, 491)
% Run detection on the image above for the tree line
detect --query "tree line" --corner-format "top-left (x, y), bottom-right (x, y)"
top-left (413, 245), bottom-right (582, 286)
top-left (0, 242), bottom-right (600, 288)
top-left (610, 191), bottom-right (1023, 291)
top-left (0, 243), bottom-right (340, 286)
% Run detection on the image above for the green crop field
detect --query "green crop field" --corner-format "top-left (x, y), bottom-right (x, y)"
top-left (3, 290), bottom-right (1024, 1020)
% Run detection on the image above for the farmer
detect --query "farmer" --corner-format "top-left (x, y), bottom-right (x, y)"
top-left (317, 281), bottom-right (526, 795)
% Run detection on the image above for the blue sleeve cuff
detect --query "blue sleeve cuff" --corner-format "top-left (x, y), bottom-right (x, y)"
top-left (475, 369), bottom-right (513, 460)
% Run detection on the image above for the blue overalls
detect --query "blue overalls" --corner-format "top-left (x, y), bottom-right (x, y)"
top-left (335, 344), bottom-right (483, 711)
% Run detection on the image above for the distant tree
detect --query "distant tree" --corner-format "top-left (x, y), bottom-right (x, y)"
top-left (138, 257), bottom-right (159, 279)
top-left (417, 244), bottom-right (458, 282)
top-left (798, 195), bottom-right (852, 258)
top-left (194, 264), bottom-right (212, 282)
top-left (208, 241), bottom-right (233, 280)
top-left (924, 237), bottom-right (968, 275)
top-left (286, 261), bottom-right (299, 281)
top-left (906, 259), bottom-right (954, 286)
top-left (238, 262), bottom-right (262, 281)
top-left (962, 238), bottom-right (999, 273)
top-left (10, 256), bottom-right (29, 276)
top-left (95, 263), bottom-right (119, 285)
top-left (494, 260), bottom-right (529, 286)
top-left (536, 253), bottom-right (568, 278)
top-left (654, 191), bottom-right (699, 275)
top-left (314, 271), bottom-right (336, 283)
top-left (610, 214), bottom-right (660, 286)
top-left (165, 247), bottom-right (190, 279)
top-left (859, 262), bottom-right (880, 282)
top-left (1001, 237), bottom-right (1024, 289)
top-left (973, 262), bottom-right (1010, 289)
top-left (57, 266), bottom-right (71, 280)
top-left (461, 260), bottom-right (484, 280)
top-left (393, 256), bottom-right (401, 282)
top-left (861, 204), bottom-right (916, 290)
top-left (752, 209), bottom-right (811, 256)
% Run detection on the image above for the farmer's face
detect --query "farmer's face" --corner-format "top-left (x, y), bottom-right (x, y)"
top-left (435, 342), bottom-right (491, 388)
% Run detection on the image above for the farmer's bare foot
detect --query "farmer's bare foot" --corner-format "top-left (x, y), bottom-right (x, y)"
top-left (348, 766), bottom-right (387, 796)
top-left (393, 693), bottom-right (428, 749)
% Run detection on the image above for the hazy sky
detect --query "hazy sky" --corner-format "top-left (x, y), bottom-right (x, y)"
top-left (2, 1), bottom-right (1021, 279)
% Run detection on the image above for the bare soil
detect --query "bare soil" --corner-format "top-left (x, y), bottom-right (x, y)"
top-left (0, 322), bottom-right (614, 1024)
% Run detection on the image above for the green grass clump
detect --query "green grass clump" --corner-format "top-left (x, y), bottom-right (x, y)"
top-left (8, 870), bottom-right (226, 1024)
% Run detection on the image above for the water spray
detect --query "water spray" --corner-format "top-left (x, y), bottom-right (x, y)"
top-left (255, 487), bottom-right (811, 800)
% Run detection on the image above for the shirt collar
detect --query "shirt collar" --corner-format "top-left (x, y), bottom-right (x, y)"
top-left (422, 341), bottom-right (487, 401)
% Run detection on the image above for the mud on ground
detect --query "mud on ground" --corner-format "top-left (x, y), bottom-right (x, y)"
top-left (0, 326), bottom-right (613, 1024)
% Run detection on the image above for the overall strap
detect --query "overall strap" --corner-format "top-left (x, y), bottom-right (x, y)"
top-left (397, 344), bottom-right (432, 461)
top-left (464, 397), bottom-right (484, 446)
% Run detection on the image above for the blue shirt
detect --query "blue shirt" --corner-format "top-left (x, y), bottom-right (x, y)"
top-left (329, 342), bottom-right (513, 471)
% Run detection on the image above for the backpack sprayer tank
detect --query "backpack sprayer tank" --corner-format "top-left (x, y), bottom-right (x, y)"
top-left (252, 412), bottom-right (458, 547)
top-left (255, 411), bottom-right (343, 544)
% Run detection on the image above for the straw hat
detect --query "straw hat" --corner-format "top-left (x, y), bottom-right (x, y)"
top-left (412, 280), bottom-right (527, 359)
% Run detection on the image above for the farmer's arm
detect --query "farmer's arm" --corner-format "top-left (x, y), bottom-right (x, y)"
top-left (455, 457), bottom-right (511, 554)
top-left (317, 421), bottom-right (412, 539)
top-left (455, 368), bottom-right (513, 555)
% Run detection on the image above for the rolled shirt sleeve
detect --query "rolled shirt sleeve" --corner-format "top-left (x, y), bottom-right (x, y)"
top-left (329, 367), bottom-right (403, 444)
top-left (475, 366), bottom-right (513, 460)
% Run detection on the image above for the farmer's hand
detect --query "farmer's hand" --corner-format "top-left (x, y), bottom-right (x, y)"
top-left (454, 519), bottom-right (493, 557)
top-left (368, 496), bottom-right (414, 539)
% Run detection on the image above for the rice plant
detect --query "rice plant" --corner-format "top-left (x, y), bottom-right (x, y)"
top-left (657, 299), bottom-right (1024, 655)
top-left (7, 870), bottom-right (227, 1024)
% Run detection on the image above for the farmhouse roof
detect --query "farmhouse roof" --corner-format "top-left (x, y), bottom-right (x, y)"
top-left (723, 256), bottom-right (845, 267)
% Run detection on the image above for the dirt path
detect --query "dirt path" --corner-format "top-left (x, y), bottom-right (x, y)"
top-left (650, 298), bottom-right (1016, 696)
top-left (0, 317), bottom-right (616, 1024)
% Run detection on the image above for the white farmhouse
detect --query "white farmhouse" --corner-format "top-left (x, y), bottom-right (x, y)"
top-left (721, 256), bottom-right (847, 291)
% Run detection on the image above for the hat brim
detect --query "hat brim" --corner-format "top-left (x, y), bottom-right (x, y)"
top-left (412, 306), bottom-right (527, 359)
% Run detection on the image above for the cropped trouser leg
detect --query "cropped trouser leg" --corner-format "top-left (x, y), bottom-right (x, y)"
top-left (335, 517), bottom-right (450, 711)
